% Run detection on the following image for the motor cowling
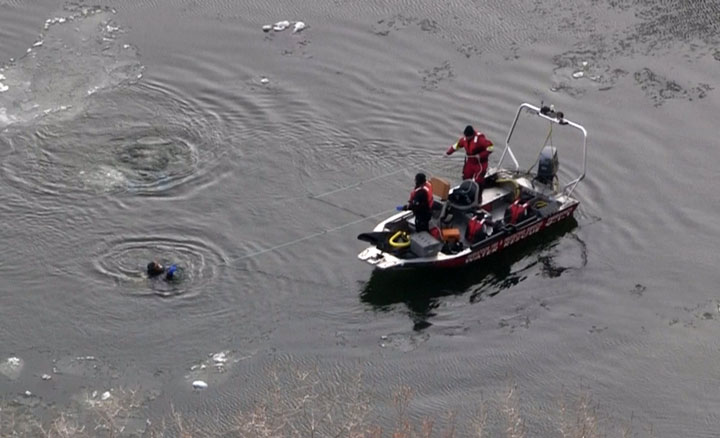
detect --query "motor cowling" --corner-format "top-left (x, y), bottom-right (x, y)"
top-left (536, 145), bottom-right (558, 185)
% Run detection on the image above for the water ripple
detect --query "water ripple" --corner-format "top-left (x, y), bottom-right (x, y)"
top-left (1, 80), bottom-right (234, 200)
top-left (92, 234), bottom-right (229, 299)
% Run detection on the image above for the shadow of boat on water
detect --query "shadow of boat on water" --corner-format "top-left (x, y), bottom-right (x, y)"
top-left (359, 218), bottom-right (583, 330)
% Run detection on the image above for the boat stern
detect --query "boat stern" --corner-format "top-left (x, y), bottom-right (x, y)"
top-left (358, 246), bottom-right (405, 269)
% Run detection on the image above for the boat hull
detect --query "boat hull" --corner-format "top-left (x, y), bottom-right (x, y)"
top-left (358, 203), bottom-right (578, 270)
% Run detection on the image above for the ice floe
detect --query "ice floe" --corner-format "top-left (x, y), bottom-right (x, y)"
top-left (262, 20), bottom-right (306, 33)
top-left (0, 357), bottom-right (24, 380)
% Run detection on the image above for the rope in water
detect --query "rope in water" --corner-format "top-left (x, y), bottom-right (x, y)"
top-left (236, 207), bottom-right (398, 260)
top-left (237, 154), bottom-right (462, 261)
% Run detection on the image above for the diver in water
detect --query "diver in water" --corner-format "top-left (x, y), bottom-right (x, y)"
top-left (147, 261), bottom-right (181, 281)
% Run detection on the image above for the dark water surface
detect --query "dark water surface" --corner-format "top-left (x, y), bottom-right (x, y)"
top-left (2, 0), bottom-right (720, 435)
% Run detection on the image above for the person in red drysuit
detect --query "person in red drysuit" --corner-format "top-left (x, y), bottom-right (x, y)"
top-left (403, 173), bottom-right (433, 233)
top-left (446, 125), bottom-right (494, 186)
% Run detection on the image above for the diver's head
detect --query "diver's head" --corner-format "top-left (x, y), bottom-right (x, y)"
top-left (464, 125), bottom-right (475, 138)
top-left (415, 172), bottom-right (427, 187)
top-left (147, 261), bottom-right (164, 277)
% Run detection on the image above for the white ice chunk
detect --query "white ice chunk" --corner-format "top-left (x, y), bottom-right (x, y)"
top-left (260, 77), bottom-right (269, 84)
top-left (212, 352), bottom-right (227, 364)
top-left (0, 83), bottom-right (8, 93)
top-left (101, 391), bottom-right (111, 400)
top-left (192, 380), bottom-right (208, 389)
top-left (293, 21), bottom-right (306, 33)
top-left (572, 71), bottom-right (584, 79)
top-left (0, 357), bottom-right (24, 380)
top-left (33, 40), bottom-right (44, 47)
top-left (262, 24), bottom-right (272, 32)
top-left (273, 20), bottom-right (290, 31)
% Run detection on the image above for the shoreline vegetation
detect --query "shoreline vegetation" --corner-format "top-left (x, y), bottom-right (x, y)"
top-left (1, 367), bottom-right (653, 437)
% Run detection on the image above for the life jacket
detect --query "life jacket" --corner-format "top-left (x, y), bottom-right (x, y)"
top-left (507, 199), bottom-right (530, 225)
top-left (466, 215), bottom-right (490, 242)
top-left (409, 182), bottom-right (433, 209)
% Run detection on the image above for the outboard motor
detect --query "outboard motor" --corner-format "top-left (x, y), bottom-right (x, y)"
top-left (536, 145), bottom-right (558, 185)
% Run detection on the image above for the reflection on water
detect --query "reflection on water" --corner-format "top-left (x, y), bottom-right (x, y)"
top-left (360, 218), bottom-right (582, 329)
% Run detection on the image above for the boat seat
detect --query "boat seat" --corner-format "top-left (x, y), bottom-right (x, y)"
top-left (447, 180), bottom-right (480, 212)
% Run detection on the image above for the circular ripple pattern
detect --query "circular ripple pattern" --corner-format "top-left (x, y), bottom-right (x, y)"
top-left (93, 235), bottom-right (229, 298)
top-left (1, 81), bottom-right (232, 199)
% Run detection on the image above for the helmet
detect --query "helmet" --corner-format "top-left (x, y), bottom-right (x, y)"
top-left (464, 125), bottom-right (475, 137)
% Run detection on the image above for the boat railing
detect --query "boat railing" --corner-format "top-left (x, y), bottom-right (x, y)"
top-left (495, 103), bottom-right (587, 197)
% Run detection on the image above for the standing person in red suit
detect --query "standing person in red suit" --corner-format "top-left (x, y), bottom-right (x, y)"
top-left (446, 125), bottom-right (494, 187)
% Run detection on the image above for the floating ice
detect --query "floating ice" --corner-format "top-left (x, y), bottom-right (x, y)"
top-left (101, 391), bottom-right (111, 400)
top-left (0, 357), bottom-right (24, 380)
top-left (192, 380), bottom-right (208, 389)
top-left (41, 374), bottom-right (52, 381)
top-left (33, 40), bottom-right (44, 47)
top-left (212, 352), bottom-right (227, 364)
top-left (273, 20), bottom-right (290, 31)
top-left (260, 77), bottom-right (269, 84)
top-left (262, 24), bottom-right (272, 32)
top-left (0, 83), bottom-right (8, 93)
top-left (293, 21), bottom-right (306, 33)
top-left (572, 71), bottom-right (584, 79)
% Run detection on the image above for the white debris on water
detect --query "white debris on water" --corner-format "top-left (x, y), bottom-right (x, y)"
top-left (273, 20), bottom-right (290, 31)
top-left (0, 357), bottom-right (24, 380)
top-left (76, 356), bottom-right (96, 361)
top-left (101, 391), bottom-right (111, 401)
top-left (264, 20), bottom-right (306, 33)
top-left (24, 390), bottom-right (32, 397)
top-left (0, 83), bottom-right (8, 93)
top-left (192, 380), bottom-right (208, 390)
top-left (572, 71), bottom-right (584, 78)
top-left (212, 352), bottom-right (228, 365)
top-left (41, 374), bottom-right (52, 381)
top-left (260, 77), bottom-right (269, 84)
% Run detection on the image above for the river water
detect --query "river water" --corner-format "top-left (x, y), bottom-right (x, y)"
top-left (1, 0), bottom-right (719, 436)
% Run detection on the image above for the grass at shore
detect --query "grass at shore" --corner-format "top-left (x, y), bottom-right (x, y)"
top-left (2, 368), bottom-right (653, 437)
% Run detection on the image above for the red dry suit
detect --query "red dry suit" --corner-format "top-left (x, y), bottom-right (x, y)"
top-left (408, 182), bottom-right (433, 232)
top-left (446, 130), bottom-right (494, 184)
top-left (408, 182), bottom-right (434, 209)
